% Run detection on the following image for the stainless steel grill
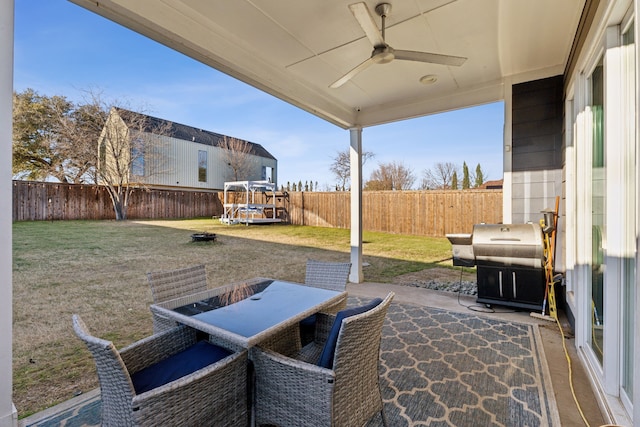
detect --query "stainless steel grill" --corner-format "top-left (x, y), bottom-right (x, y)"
top-left (471, 223), bottom-right (543, 269)
top-left (447, 223), bottom-right (546, 311)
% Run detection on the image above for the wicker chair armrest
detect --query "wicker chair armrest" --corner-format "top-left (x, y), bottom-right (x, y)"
top-left (120, 326), bottom-right (197, 373)
top-left (132, 350), bottom-right (248, 427)
top-left (151, 312), bottom-right (178, 334)
top-left (251, 346), bottom-right (335, 427)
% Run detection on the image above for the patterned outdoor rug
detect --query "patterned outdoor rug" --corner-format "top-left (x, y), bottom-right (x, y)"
top-left (366, 298), bottom-right (559, 427)
top-left (22, 299), bottom-right (558, 427)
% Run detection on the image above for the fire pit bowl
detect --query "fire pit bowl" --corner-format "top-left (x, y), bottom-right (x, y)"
top-left (191, 232), bottom-right (217, 242)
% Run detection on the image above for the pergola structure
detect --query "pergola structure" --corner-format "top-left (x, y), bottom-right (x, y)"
top-left (2, 0), bottom-right (639, 426)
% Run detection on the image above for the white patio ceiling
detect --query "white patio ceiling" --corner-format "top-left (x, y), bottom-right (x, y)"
top-left (69, 0), bottom-right (584, 129)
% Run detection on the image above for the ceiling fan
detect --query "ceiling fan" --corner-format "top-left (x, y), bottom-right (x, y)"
top-left (330, 2), bottom-right (467, 89)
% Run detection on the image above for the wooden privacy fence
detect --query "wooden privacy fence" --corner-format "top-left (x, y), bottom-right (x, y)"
top-left (12, 181), bottom-right (223, 221)
top-left (13, 181), bottom-right (502, 237)
top-left (287, 190), bottom-right (502, 236)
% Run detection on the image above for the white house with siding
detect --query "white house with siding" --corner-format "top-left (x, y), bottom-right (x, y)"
top-left (99, 107), bottom-right (277, 191)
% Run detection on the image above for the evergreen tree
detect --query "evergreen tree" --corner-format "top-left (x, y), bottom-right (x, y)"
top-left (309, 180), bottom-right (313, 191)
top-left (298, 180), bottom-right (303, 191)
top-left (474, 163), bottom-right (484, 187)
top-left (451, 171), bottom-right (458, 189)
top-left (462, 162), bottom-right (471, 189)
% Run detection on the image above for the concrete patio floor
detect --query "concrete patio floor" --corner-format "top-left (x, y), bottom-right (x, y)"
top-left (20, 281), bottom-right (607, 427)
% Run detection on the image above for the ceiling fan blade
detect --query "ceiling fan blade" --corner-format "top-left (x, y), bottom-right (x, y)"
top-left (329, 57), bottom-right (376, 89)
top-left (349, 2), bottom-right (385, 47)
top-left (394, 50), bottom-right (467, 66)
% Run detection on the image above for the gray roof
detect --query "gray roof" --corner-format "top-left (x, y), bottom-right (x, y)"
top-left (115, 107), bottom-right (276, 160)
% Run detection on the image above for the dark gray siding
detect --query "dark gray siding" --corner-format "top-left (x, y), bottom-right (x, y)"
top-left (512, 75), bottom-right (563, 171)
top-left (509, 75), bottom-right (563, 226)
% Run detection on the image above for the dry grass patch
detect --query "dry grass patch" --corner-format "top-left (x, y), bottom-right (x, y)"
top-left (13, 219), bottom-right (455, 417)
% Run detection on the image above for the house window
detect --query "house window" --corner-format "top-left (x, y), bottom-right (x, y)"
top-left (131, 145), bottom-right (145, 176)
top-left (198, 150), bottom-right (207, 182)
top-left (262, 166), bottom-right (273, 182)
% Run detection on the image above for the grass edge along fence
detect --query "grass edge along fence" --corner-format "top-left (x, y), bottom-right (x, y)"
top-left (12, 181), bottom-right (502, 237)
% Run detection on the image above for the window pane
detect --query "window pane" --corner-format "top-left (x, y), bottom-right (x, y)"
top-left (198, 150), bottom-right (207, 182)
top-left (590, 59), bottom-right (605, 364)
top-left (131, 145), bottom-right (145, 177)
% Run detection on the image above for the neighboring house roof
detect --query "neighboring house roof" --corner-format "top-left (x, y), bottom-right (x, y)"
top-left (479, 179), bottom-right (503, 189)
top-left (114, 107), bottom-right (276, 160)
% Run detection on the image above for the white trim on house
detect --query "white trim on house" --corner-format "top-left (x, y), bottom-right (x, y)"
top-left (563, 0), bottom-right (636, 424)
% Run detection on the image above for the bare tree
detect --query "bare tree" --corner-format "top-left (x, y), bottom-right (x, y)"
top-left (365, 161), bottom-right (415, 190)
top-left (98, 106), bottom-right (172, 220)
top-left (14, 88), bottom-right (174, 219)
top-left (420, 162), bottom-right (459, 190)
top-left (330, 148), bottom-right (375, 191)
top-left (219, 136), bottom-right (254, 182)
top-left (55, 99), bottom-right (108, 184)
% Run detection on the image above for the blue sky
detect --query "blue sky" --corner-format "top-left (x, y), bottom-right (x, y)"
top-left (13, 0), bottom-right (504, 189)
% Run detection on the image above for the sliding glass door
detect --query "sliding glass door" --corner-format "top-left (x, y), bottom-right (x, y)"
top-left (589, 58), bottom-right (605, 364)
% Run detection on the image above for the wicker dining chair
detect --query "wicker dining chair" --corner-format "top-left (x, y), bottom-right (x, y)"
top-left (147, 264), bottom-right (208, 332)
top-left (300, 260), bottom-right (352, 344)
top-left (305, 259), bottom-right (351, 294)
top-left (72, 314), bottom-right (248, 427)
top-left (251, 292), bottom-right (394, 427)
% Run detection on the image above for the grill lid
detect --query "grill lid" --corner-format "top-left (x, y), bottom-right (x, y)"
top-left (471, 223), bottom-right (543, 268)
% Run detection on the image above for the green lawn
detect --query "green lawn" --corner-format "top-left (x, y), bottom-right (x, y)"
top-left (13, 218), bottom-right (457, 417)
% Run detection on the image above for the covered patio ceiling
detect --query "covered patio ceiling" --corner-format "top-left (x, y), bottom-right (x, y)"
top-left (69, 0), bottom-right (585, 129)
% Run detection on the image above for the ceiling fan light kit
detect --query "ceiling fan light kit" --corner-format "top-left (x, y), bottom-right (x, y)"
top-left (330, 2), bottom-right (467, 89)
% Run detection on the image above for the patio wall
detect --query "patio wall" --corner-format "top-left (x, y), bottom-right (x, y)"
top-left (12, 181), bottom-right (502, 237)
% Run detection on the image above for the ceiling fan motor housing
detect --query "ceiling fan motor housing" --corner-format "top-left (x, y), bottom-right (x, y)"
top-left (372, 45), bottom-right (394, 64)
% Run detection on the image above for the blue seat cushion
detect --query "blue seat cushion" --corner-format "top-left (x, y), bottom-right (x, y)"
top-left (317, 298), bottom-right (383, 369)
top-left (131, 340), bottom-right (232, 394)
top-left (300, 314), bottom-right (316, 327)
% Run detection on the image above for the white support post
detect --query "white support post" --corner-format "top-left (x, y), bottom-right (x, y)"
top-left (349, 128), bottom-right (363, 283)
top-left (0, 0), bottom-right (17, 425)
top-left (502, 77), bottom-right (513, 224)
top-left (634, 2), bottom-right (640, 424)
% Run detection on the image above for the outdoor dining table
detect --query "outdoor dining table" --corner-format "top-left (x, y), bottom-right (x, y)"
top-left (149, 277), bottom-right (347, 349)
